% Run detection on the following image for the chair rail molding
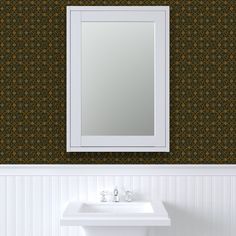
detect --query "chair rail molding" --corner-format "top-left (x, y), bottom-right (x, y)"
top-left (0, 165), bottom-right (236, 176)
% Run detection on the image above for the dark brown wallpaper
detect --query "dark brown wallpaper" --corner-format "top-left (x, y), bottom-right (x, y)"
top-left (0, 0), bottom-right (235, 164)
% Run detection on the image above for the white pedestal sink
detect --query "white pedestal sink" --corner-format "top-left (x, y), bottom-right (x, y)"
top-left (61, 201), bottom-right (170, 236)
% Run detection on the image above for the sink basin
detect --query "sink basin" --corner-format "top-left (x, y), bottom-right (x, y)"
top-left (79, 202), bottom-right (154, 214)
top-left (61, 201), bottom-right (170, 227)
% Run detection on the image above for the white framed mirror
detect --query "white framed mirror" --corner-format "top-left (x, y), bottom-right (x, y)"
top-left (67, 6), bottom-right (169, 152)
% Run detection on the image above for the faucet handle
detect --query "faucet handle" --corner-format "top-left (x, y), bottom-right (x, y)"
top-left (100, 191), bottom-right (108, 202)
top-left (125, 190), bottom-right (133, 202)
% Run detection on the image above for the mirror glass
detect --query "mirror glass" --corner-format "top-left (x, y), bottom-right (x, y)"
top-left (81, 22), bottom-right (154, 136)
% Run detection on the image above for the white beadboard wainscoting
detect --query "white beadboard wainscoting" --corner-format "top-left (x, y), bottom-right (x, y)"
top-left (0, 165), bottom-right (236, 236)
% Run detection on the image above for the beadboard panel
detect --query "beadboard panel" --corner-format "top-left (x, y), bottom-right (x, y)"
top-left (0, 167), bottom-right (236, 236)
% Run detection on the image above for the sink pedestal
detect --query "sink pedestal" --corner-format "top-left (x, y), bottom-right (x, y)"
top-left (83, 226), bottom-right (148, 236)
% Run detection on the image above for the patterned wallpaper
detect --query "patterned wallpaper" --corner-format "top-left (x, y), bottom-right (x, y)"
top-left (0, 0), bottom-right (235, 164)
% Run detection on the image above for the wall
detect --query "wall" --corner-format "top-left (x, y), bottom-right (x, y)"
top-left (0, 0), bottom-right (235, 164)
top-left (0, 0), bottom-right (236, 164)
top-left (0, 165), bottom-right (236, 236)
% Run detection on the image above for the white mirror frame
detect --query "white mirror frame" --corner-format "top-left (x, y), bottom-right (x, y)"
top-left (67, 6), bottom-right (169, 152)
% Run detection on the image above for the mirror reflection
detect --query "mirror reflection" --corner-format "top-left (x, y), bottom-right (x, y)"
top-left (81, 22), bottom-right (154, 136)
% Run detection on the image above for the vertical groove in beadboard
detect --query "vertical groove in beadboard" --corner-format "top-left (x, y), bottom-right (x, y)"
top-left (186, 176), bottom-right (194, 235)
top-left (78, 176), bottom-right (88, 202)
top-left (7, 176), bottom-right (16, 236)
top-left (165, 176), bottom-right (170, 203)
top-left (217, 176), bottom-right (224, 236)
top-left (162, 176), bottom-right (168, 202)
top-left (16, 176), bottom-right (25, 236)
top-left (150, 176), bottom-right (156, 202)
top-left (171, 176), bottom-right (177, 205)
top-left (42, 177), bottom-right (47, 236)
top-left (211, 176), bottom-right (218, 235)
top-left (140, 176), bottom-right (150, 201)
top-left (68, 176), bottom-right (74, 236)
top-left (158, 176), bottom-right (162, 202)
top-left (24, 176), bottom-right (33, 236)
top-left (68, 176), bottom-right (77, 201)
top-left (206, 176), bottom-right (213, 236)
top-left (52, 176), bottom-right (56, 236)
top-left (58, 176), bottom-right (62, 236)
top-left (32, 176), bottom-right (42, 236)
top-left (0, 177), bottom-right (7, 236)
top-left (230, 177), bottom-right (236, 236)
top-left (200, 177), bottom-right (204, 236)
top-left (223, 176), bottom-right (231, 236)
top-left (197, 176), bottom-right (204, 236)
top-left (49, 176), bottom-right (53, 236)
top-left (96, 175), bottom-right (105, 199)
top-left (87, 176), bottom-right (97, 202)
top-left (168, 176), bottom-right (176, 236)
top-left (74, 176), bottom-right (81, 236)
top-left (60, 176), bottom-right (69, 236)
top-left (104, 175), bottom-right (115, 193)
top-left (132, 175), bottom-right (141, 201)
top-left (52, 176), bottom-right (60, 236)
top-left (175, 176), bottom-right (186, 236)
top-left (123, 176), bottom-right (132, 193)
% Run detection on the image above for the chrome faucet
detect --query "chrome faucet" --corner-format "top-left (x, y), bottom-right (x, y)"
top-left (113, 187), bottom-right (119, 202)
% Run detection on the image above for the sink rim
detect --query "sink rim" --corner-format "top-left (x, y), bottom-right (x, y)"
top-left (61, 201), bottom-right (171, 227)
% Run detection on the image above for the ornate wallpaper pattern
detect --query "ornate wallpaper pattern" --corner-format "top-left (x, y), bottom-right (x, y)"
top-left (0, 1), bottom-right (235, 164)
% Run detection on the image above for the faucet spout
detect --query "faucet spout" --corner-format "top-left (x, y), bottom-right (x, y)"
top-left (113, 187), bottom-right (119, 202)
